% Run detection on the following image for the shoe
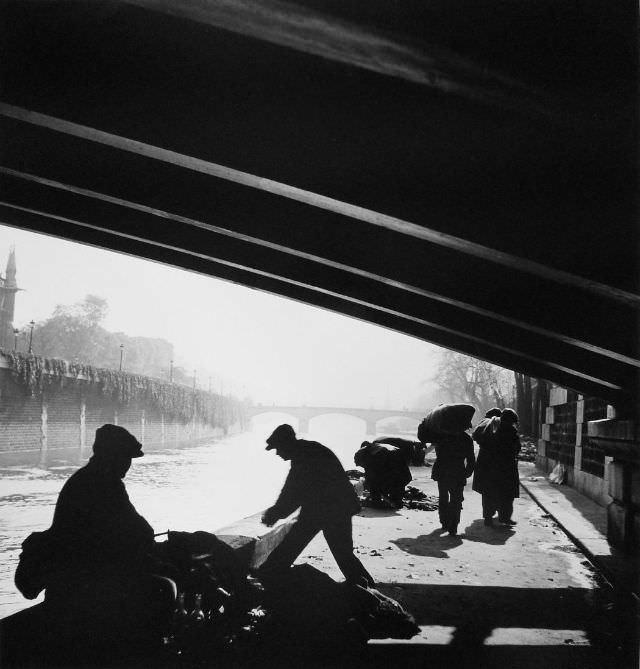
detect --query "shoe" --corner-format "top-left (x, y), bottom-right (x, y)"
top-left (500, 519), bottom-right (517, 526)
top-left (448, 526), bottom-right (458, 536)
top-left (483, 518), bottom-right (494, 527)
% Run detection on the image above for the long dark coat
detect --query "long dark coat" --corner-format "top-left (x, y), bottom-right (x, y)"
top-left (354, 442), bottom-right (412, 494)
top-left (46, 457), bottom-right (155, 609)
top-left (472, 418), bottom-right (521, 499)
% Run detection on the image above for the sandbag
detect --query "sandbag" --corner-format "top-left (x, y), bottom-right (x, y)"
top-left (418, 404), bottom-right (475, 440)
top-left (471, 416), bottom-right (501, 445)
top-left (14, 529), bottom-right (56, 599)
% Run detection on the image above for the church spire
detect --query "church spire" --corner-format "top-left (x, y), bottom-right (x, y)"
top-left (5, 247), bottom-right (16, 287)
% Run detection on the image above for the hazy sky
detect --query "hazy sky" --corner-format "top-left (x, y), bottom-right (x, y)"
top-left (0, 224), bottom-right (441, 408)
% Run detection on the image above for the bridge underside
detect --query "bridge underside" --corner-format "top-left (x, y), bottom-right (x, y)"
top-left (0, 1), bottom-right (637, 405)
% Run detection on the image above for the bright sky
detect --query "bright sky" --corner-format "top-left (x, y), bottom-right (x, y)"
top-left (0, 224), bottom-right (441, 408)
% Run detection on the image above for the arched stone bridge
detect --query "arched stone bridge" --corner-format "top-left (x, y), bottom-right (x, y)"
top-left (246, 405), bottom-right (423, 436)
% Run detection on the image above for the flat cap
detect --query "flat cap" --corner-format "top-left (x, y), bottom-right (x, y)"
top-left (266, 423), bottom-right (296, 450)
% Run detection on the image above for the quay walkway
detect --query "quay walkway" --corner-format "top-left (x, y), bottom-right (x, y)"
top-left (291, 463), bottom-right (638, 668)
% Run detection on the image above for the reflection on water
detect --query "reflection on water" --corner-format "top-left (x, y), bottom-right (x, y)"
top-left (0, 415), bottom-right (381, 618)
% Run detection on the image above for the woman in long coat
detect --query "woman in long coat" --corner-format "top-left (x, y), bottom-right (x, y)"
top-left (472, 408), bottom-right (521, 526)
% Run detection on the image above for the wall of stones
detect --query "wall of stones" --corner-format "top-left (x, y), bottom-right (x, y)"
top-left (0, 369), bottom-right (241, 466)
top-left (537, 385), bottom-right (611, 506)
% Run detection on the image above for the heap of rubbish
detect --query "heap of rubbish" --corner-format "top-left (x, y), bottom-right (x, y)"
top-left (155, 531), bottom-right (419, 664)
top-left (517, 438), bottom-right (537, 462)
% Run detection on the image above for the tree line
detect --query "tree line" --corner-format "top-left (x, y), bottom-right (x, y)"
top-left (432, 350), bottom-right (548, 438)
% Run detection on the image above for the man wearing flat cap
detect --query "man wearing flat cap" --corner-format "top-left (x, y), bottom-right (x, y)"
top-left (260, 424), bottom-right (374, 587)
top-left (45, 424), bottom-right (158, 659)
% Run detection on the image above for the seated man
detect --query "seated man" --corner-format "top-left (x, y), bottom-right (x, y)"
top-left (355, 441), bottom-right (412, 508)
top-left (45, 424), bottom-right (171, 661)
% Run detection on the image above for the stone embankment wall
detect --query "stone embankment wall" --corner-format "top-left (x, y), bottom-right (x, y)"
top-left (0, 361), bottom-right (245, 466)
top-left (537, 385), bottom-right (639, 551)
top-left (537, 387), bottom-right (612, 506)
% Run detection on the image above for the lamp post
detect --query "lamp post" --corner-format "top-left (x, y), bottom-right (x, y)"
top-left (119, 344), bottom-right (124, 372)
top-left (169, 359), bottom-right (174, 383)
top-left (27, 320), bottom-right (35, 354)
top-left (13, 327), bottom-right (19, 351)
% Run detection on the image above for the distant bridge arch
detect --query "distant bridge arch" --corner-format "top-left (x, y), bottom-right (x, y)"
top-left (247, 405), bottom-right (423, 436)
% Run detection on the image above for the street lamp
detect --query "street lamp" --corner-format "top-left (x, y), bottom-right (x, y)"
top-left (13, 327), bottom-right (19, 351)
top-left (119, 344), bottom-right (124, 371)
top-left (27, 320), bottom-right (35, 354)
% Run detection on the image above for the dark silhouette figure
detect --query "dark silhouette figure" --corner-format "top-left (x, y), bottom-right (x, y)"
top-left (45, 424), bottom-right (169, 662)
top-left (371, 436), bottom-right (426, 466)
top-left (355, 441), bottom-right (412, 508)
top-left (431, 430), bottom-right (475, 537)
top-left (260, 424), bottom-right (374, 587)
top-left (472, 408), bottom-right (521, 526)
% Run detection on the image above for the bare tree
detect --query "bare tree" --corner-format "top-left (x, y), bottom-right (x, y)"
top-left (433, 351), bottom-right (513, 418)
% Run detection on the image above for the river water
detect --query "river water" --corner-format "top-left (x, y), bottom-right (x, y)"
top-left (0, 414), bottom-right (389, 619)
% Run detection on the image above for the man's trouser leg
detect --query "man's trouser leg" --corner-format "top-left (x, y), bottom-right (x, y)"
top-left (482, 493), bottom-right (497, 520)
top-left (323, 517), bottom-right (375, 587)
top-left (258, 517), bottom-right (319, 581)
top-left (437, 480), bottom-right (451, 528)
top-left (448, 483), bottom-right (465, 532)
top-left (497, 498), bottom-right (514, 523)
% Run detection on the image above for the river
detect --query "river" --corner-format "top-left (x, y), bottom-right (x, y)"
top-left (0, 414), bottom-right (390, 619)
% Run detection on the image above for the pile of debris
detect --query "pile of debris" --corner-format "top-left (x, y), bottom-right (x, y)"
top-left (156, 531), bottom-right (419, 663)
top-left (517, 438), bottom-right (537, 462)
top-left (356, 482), bottom-right (439, 512)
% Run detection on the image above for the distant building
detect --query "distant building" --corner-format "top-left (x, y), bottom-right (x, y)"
top-left (0, 248), bottom-right (18, 349)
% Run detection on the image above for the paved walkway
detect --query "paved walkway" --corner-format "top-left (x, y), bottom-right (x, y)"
top-left (518, 462), bottom-right (639, 598)
top-left (295, 463), bottom-right (637, 668)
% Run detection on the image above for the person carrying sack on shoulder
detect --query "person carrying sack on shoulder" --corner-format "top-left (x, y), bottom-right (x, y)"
top-left (472, 408), bottom-right (521, 527)
top-left (431, 422), bottom-right (476, 537)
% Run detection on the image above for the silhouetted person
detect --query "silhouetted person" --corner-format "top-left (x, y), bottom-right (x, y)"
top-left (431, 426), bottom-right (475, 536)
top-left (260, 424), bottom-right (374, 587)
top-left (355, 441), bottom-right (412, 508)
top-left (472, 408), bottom-right (521, 526)
top-left (45, 424), bottom-right (168, 661)
top-left (371, 436), bottom-right (426, 466)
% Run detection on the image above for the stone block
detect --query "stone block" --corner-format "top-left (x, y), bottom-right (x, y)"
top-left (549, 387), bottom-right (568, 406)
top-left (541, 424), bottom-right (551, 441)
top-left (576, 399), bottom-right (584, 424)
top-left (608, 461), bottom-right (625, 502)
top-left (607, 501), bottom-right (627, 547)
top-left (588, 419), bottom-right (637, 441)
top-left (574, 446), bottom-right (582, 470)
top-left (537, 439), bottom-right (546, 456)
top-left (545, 407), bottom-right (554, 424)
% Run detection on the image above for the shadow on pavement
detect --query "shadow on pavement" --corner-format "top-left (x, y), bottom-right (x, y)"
top-left (461, 518), bottom-right (516, 544)
top-left (390, 529), bottom-right (463, 558)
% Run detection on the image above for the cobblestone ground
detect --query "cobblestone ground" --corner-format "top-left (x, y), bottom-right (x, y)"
top-left (297, 468), bottom-right (635, 669)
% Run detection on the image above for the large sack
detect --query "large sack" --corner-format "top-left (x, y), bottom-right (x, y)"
top-left (14, 529), bottom-right (56, 599)
top-left (373, 437), bottom-right (426, 465)
top-left (472, 416), bottom-right (501, 446)
top-left (261, 564), bottom-right (418, 657)
top-left (419, 404), bottom-right (475, 440)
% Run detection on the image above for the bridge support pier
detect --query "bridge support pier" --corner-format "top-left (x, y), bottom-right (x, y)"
top-left (298, 416), bottom-right (309, 435)
top-left (365, 419), bottom-right (377, 437)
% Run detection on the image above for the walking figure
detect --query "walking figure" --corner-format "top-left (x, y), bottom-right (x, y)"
top-left (472, 408), bottom-right (521, 526)
top-left (431, 429), bottom-right (475, 536)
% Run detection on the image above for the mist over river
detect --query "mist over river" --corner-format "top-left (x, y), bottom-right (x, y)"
top-left (0, 414), bottom-right (399, 618)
